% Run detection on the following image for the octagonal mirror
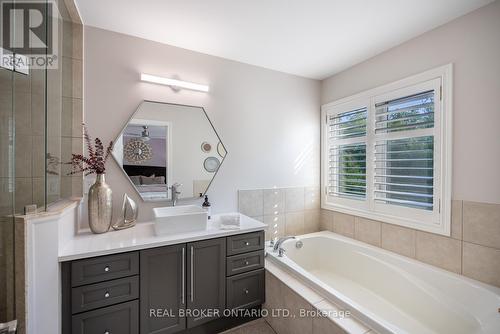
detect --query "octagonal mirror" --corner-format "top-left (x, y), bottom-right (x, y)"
top-left (112, 101), bottom-right (227, 202)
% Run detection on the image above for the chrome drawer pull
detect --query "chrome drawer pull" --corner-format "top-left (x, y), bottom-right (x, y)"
top-left (104, 331), bottom-right (110, 334)
top-left (244, 289), bottom-right (249, 295)
top-left (244, 261), bottom-right (249, 266)
top-left (181, 247), bottom-right (185, 305)
top-left (245, 242), bottom-right (250, 246)
top-left (104, 292), bottom-right (110, 298)
top-left (104, 266), bottom-right (110, 272)
top-left (190, 246), bottom-right (194, 302)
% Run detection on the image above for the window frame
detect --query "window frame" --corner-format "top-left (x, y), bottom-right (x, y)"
top-left (321, 64), bottom-right (453, 236)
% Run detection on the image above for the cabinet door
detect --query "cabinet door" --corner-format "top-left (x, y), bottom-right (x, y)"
top-left (140, 244), bottom-right (186, 334)
top-left (186, 238), bottom-right (226, 328)
top-left (72, 300), bottom-right (139, 334)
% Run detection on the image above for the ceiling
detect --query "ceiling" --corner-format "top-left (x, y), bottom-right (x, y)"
top-left (75, 0), bottom-right (493, 80)
top-left (125, 124), bottom-right (166, 139)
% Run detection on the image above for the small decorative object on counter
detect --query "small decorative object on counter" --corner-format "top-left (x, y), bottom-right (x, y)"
top-left (112, 194), bottom-right (138, 230)
top-left (67, 124), bottom-right (114, 234)
top-left (0, 319), bottom-right (17, 334)
top-left (219, 214), bottom-right (240, 230)
top-left (202, 195), bottom-right (211, 219)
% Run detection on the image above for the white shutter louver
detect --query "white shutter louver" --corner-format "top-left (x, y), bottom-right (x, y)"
top-left (328, 108), bottom-right (367, 199)
top-left (374, 91), bottom-right (435, 210)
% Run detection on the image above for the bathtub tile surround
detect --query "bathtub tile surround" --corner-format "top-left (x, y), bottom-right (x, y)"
top-left (332, 212), bottom-right (355, 239)
top-left (320, 210), bottom-right (333, 231)
top-left (285, 187), bottom-right (305, 212)
top-left (304, 186), bottom-right (321, 211)
top-left (416, 232), bottom-right (462, 274)
top-left (381, 223), bottom-right (416, 258)
top-left (265, 261), bottom-right (372, 334)
top-left (238, 190), bottom-right (264, 217)
top-left (264, 215), bottom-right (286, 242)
top-left (354, 218), bottom-right (381, 247)
top-left (263, 189), bottom-right (285, 215)
top-left (238, 187), bottom-right (321, 241)
top-left (304, 210), bottom-right (321, 234)
top-left (321, 199), bottom-right (500, 287)
top-left (451, 199), bottom-right (463, 240)
top-left (314, 300), bottom-right (370, 334)
top-left (463, 201), bottom-right (500, 249)
top-left (462, 243), bottom-right (500, 288)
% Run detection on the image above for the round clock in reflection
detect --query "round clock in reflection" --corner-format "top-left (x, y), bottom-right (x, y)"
top-left (203, 157), bottom-right (220, 173)
top-left (124, 139), bottom-right (153, 163)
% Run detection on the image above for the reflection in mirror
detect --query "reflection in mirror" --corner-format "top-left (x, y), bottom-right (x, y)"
top-left (112, 101), bottom-right (226, 202)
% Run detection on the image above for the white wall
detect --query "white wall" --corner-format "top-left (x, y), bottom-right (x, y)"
top-left (84, 26), bottom-right (320, 221)
top-left (321, 1), bottom-right (500, 205)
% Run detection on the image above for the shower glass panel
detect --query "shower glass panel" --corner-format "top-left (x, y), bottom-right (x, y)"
top-left (0, 64), bottom-right (16, 327)
top-left (1, 0), bottom-right (81, 329)
top-left (1, 0), bottom-right (47, 328)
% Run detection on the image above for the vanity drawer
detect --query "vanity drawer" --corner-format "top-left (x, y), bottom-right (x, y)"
top-left (226, 250), bottom-right (264, 276)
top-left (226, 231), bottom-right (264, 256)
top-left (71, 276), bottom-right (139, 314)
top-left (71, 252), bottom-right (139, 287)
top-left (72, 300), bottom-right (139, 334)
top-left (226, 269), bottom-right (265, 310)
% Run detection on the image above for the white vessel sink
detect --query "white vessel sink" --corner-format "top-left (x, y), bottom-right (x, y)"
top-left (153, 205), bottom-right (208, 236)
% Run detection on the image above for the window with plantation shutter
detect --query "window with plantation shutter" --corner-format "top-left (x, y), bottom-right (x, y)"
top-left (322, 65), bottom-right (452, 236)
top-left (374, 91), bottom-right (435, 211)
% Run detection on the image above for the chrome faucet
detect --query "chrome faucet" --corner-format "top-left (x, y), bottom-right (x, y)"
top-left (273, 236), bottom-right (296, 256)
top-left (170, 183), bottom-right (182, 206)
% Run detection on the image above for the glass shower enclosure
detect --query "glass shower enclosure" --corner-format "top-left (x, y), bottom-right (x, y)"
top-left (0, 0), bottom-right (82, 330)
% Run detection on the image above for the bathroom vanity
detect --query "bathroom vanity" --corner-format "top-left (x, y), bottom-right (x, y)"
top-left (60, 215), bottom-right (266, 334)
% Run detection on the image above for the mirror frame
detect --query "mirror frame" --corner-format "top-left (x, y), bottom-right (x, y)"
top-left (112, 100), bottom-right (228, 203)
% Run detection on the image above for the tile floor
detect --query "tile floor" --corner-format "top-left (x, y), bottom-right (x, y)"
top-left (222, 318), bottom-right (276, 334)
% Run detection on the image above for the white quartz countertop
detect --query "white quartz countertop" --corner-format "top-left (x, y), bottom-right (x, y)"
top-left (58, 213), bottom-right (266, 262)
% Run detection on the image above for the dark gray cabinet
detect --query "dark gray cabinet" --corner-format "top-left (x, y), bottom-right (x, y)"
top-left (72, 300), bottom-right (139, 334)
top-left (225, 232), bottom-right (265, 311)
top-left (186, 238), bottom-right (226, 328)
top-left (140, 244), bottom-right (186, 334)
top-left (62, 231), bottom-right (265, 334)
top-left (71, 276), bottom-right (139, 314)
top-left (227, 269), bottom-right (265, 309)
top-left (71, 252), bottom-right (139, 287)
top-left (226, 250), bottom-right (264, 276)
top-left (227, 232), bottom-right (265, 256)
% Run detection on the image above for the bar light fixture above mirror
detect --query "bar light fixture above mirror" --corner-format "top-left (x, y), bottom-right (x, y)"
top-left (141, 73), bottom-right (210, 92)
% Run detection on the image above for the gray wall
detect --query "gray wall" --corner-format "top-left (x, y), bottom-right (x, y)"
top-left (321, 0), bottom-right (500, 205)
top-left (83, 26), bottom-right (320, 221)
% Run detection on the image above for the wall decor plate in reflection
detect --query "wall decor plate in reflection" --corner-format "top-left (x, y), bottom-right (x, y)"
top-left (124, 139), bottom-right (153, 163)
top-left (217, 142), bottom-right (227, 158)
top-left (201, 142), bottom-right (212, 153)
top-left (204, 157), bottom-right (220, 173)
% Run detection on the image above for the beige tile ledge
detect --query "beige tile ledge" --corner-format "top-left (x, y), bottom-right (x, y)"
top-left (265, 259), bottom-right (372, 334)
top-left (14, 197), bottom-right (83, 222)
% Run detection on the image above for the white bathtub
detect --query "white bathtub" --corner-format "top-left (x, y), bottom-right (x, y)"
top-left (266, 231), bottom-right (500, 334)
